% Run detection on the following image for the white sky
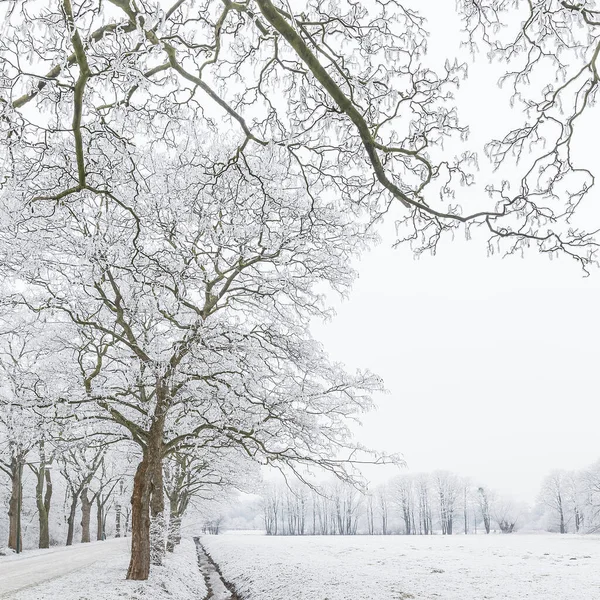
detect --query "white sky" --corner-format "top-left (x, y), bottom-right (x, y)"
top-left (312, 1), bottom-right (600, 504)
top-left (312, 229), bottom-right (600, 503)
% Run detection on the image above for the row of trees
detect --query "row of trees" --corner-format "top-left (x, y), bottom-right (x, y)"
top-left (538, 461), bottom-right (600, 534)
top-left (261, 471), bottom-right (525, 536)
top-left (260, 460), bottom-right (600, 537)
top-left (0, 405), bottom-right (252, 554)
top-left (0, 443), bottom-right (134, 552)
top-left (2, 0), bottom-right (600, 580)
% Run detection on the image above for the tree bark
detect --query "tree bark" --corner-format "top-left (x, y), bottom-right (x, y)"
top-left (166, 492), bottom-right (188, 552)
top-left (81, 486), bottom-right (93, 543)
top-left (126, 399), bottom-right (166, 581)
top-left (150, 457), bottom-right (166, 565)
top-left (7, 457), bottom-right (22, 551)
top-left (126, 456), bottom-right (152, 580)
top-left (115, 479), bottom-right (123, 537)
top-left (36, 465), bottom-right (52, 549)
top-left (96, 494), bottom-right (104, 540)
top-left (166, 509), bottom-right (181, 553)
top-left (66, 491), bottom-right (78, 546)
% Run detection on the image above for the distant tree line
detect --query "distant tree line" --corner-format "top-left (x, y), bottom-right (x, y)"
top-left (261, 470), bottom-right (525, 536)
top-left (260, 460), bottom-right (600, 536)
top-left (537, 461), bottom-right (600, 534)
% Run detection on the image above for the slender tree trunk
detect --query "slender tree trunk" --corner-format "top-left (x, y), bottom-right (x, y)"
top-left (559, 506), bottom-right (566, 534)
top-left (115, 480), bottom-right (123, 538)
top-left (7, 457), bottom-right (22, 551)
top-left (403, 509), bottom-right (410, 535)
top-left (36, 465), bottom-right (52, 548)
top-left (66, 491), bottom-right (78, 546)
top-left (96, 495), bottom-right (104, 540)
top-left (124, 506), bottom-right (131, 536)
top-left (81, 487), bottom-right (93, 543)
top-left (150, 459), bottom-right (166, 566)
top-left (115, 501), bottom-right (122, 538)
top-left (464, 487), bottom-right (468, 535)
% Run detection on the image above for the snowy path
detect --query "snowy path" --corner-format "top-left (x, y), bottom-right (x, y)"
top-left (194, 538), bottom-right (236, 600)
top-left (0, 538), bottom-right (129, 598)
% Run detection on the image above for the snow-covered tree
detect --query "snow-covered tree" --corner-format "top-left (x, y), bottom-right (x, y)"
top-left (390, 475), bottom-right (416, 535)
top-left (4, 0), bottom-right (600, 580)
top-left (3, 129), bottom-right (388, 576)
top-left (432, 471), bottom-right (460, 535)
top-left (477, 486), bottom-right (494, 535)
top-left (539, 470), bottom-right (570, 533)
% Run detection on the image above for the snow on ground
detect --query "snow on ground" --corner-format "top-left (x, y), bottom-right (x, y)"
top-left (0, 538), bottom-right (207, 600)
top-left (202, 533), bottom-right (600, 600)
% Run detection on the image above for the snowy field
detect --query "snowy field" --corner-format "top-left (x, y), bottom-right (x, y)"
top-left (0, 539), bottom-right (206, 600)
top-left (202, 533), bottom-right (600, 600)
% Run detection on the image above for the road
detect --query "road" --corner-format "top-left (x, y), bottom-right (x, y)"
top-left (0, 538), bottom-right (129, 597)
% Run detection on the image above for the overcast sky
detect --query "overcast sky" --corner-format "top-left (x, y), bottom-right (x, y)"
top-left (312, 222), bottom-right (600, 503)
top-left (310, 1), bottom-right (600, 503)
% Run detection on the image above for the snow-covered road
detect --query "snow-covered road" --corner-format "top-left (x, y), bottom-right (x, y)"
top-left (0, 538), bottom-right (129, 598)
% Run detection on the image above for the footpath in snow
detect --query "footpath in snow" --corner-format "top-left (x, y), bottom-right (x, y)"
top-left (0, 538), bottom-right (129, 597)
top-left (0, 538), bottom-right (207, 600)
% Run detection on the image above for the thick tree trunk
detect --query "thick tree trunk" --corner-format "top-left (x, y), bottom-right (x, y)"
top-left (126, 456), bottom-right (152, 580)
top-left (81, 487), bottom-right (93, 543)
top-left (7, 457), bottom-right (22, 551)
top-left (127, 412), bottom-right (165, 579)
top-left (66, 492), bottom-right (78, 546)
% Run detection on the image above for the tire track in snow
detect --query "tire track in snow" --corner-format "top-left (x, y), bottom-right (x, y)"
top-left (194, 537), bottom-right (241, 600)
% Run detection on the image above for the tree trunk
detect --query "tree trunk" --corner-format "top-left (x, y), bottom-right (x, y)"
top-left (7, 457), bottom-right (22, 551)
top-left (150, 459), bottom-right (166, 565)
top-left (126, 456), bottom-right (153, 580)
top-left (559, 507), bottom-right (566, 534)
top-left (166, 509), bottom-right (181, 553)
top-left (115, 480), bottom-right (123, 538)
top-left (556, 491), bottom-right (566, 533)
top-left (66, 492), bottom-right (78, 546)
top-left (403, 509), bottom-right (411, 535)
top-left (463, 488), bottom-right (468, 535)
top-left (81, 487), bottom-right (93, 543)
top-left (126, 401), bottom-right (165, 581)
top-left (36, 465), bottom-right (52, 549)
top-left (124, 506), bottom-right (131, 536)
top-left (115, 501), bottom-right (122, 538)
top-left (96, 495), bottom-right (104, 540)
